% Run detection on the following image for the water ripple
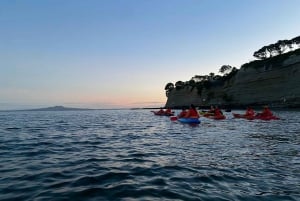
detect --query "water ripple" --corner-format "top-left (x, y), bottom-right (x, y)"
top-left (0, 110), bottom-right (299, 200)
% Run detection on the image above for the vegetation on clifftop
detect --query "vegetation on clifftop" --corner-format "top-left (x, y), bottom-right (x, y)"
top-left (164, 66), bottom-right (238, 97)
top-left (253, 36), bottom-right (300, 60)
top-left (241, 47), bottom-right (300, 70)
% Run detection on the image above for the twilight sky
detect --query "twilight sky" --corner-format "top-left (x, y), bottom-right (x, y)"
top-left (1, 0), bottom-right (300, 110)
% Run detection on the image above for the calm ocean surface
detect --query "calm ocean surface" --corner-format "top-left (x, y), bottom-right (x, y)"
top-left (0, 109), bottom-right (299, 201)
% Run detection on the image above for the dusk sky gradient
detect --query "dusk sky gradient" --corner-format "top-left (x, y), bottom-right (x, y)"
top-left (1, 0), bottom-right (300, 109)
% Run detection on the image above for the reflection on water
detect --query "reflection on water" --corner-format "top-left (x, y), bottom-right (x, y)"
top-left (0, 109), bottom-right (299, 200)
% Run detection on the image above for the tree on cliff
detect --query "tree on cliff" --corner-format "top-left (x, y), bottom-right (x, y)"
top-left (175, 81), bottom-right (184, 90)
top-left (164, 82), bottom-right (174, 97)
top-left (188, 79), bottom-right (196, 87)
top-left (165, 82), bottom-right (174, 91)
top-left (209, 73), bottom-right (215, 80)
top-left (291, 36), bottom-right (300, 46)
top-left (274, 40), bottom-right (291, 54)
top-left (192, 75), bottom-right (208, 82)
top-left (218, 65), bottom-right (238, 81)
top-left (253, 44), bottom-right (278, 59)
top-left (253, 46), bottom-right (268, 59)
top-left (219, 65), bottom-right (233, 75)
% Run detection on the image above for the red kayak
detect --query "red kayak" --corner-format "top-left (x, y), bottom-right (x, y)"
top-left (233, 113), bottom-right (255, 120)
top-left (204, 114), bottom-right (226, 120)
top-left (203, 113), bottom-right (214, 117)
top-left (211, 115), bottom-right (226, 120)
top-left (151, 111), bottom-right (174, 116)
top-left (255, 115), bottom-right (280, 120)
top-left (203, 112), bottom-right (226, 120)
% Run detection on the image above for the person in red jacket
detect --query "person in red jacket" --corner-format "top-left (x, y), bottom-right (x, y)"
top-left (214, 106), bottom-right (223, 116)
top-left (165, 108), bottom-right (173, 115)
top-left (185, 104), bottom-right (200, 118)
top-left (259, 106), bottom-right (273, 117)
top-left (178, 108), bottom-right (188, 118)
top-left (157, 107), bottom-right (165, 115)
top-left (245, 106), bottom-right (255, 117)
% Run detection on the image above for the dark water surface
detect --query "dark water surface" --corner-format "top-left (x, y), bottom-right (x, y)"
top-left (0, 110), bottom-right (299, 201)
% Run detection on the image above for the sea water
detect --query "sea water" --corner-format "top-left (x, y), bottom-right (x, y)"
top-left (0, 109), bottom-right (299, 201)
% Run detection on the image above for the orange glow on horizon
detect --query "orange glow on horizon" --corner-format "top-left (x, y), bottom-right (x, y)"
top-left (63, 93), bottom-right (167, 108)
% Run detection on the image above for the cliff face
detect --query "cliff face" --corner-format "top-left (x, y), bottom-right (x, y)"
top-left (165, 51), bottom-right (300, 108)
top-left (165, 86), bottom-right (202, 108)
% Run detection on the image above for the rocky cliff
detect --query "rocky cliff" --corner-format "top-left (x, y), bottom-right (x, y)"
top-left (165, 49), bottom-right (300, 108)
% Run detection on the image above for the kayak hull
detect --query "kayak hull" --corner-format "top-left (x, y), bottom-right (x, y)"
top-left (204, 115), bottom-right (226, 120)
top-left (203, 113), bottom-right (226, 120)
top-left (178, 118), bottom-right (201, 124)
top-left (152, 111), bottom-right (174, 116)
top-left (255, 116), bottom-right (280, 120)
top-left (233, 113), bottom-right (255, 120)
top-left (212, 115), bottom-right (226, 120)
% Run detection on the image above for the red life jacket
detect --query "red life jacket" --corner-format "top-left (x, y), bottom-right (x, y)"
top-left (187, 109), bottom-right (199, 118)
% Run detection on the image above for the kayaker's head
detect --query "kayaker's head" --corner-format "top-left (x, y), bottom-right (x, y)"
top-left (190, 104), bottom-right (196, 110)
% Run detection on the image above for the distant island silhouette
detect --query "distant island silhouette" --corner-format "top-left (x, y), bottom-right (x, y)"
top-left (0, 106), bottom-right (94, 112)
top-left (0, 106), bottom-right (147, 112)
top-left (26, 106), bottom-right (94, 111)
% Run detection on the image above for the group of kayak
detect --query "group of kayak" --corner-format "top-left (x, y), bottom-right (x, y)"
top-left (151, 108), bottom-right (174, 116)
top-left (200, 105), bottom-right (226, 120)
top-left (151, 105), bottom-right (280, 124)
top-left (173, 104), bottom-right (201, 124)
top-left (152, 104), bottom-right (201, 124)
top-left (232, 106), bottom-right (280, 120)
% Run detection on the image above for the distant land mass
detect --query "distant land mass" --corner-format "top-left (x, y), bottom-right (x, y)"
top-left (0, 106), bottom-right (94, 112)
top-left (0, 106), bottom-right (138, 112)
top-left (26, 106), bottom-right (94, 111)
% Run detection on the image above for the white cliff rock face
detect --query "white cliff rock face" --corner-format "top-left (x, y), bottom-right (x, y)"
top-left (166, 86), bottom-right (201, 108)
top-left (227, 56), bottom-right (300, 106)
top-left (166, 54), bottom-right (300, 108)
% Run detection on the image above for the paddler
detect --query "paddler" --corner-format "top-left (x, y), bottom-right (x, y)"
top-left (259, 105), bottom-right (273, 117)
top-left (245, 106), bottom-right (255, 117)
top-left (165, 108), bottom-right (172, 115)
top-left (178, 108), bottom-right (188, 118)
top-left (157, 107), bottom-right (165, 114)
top-left (185, 104), bottom-right (200, 118)
top-left (214, 106), bottom-right (223, 116)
